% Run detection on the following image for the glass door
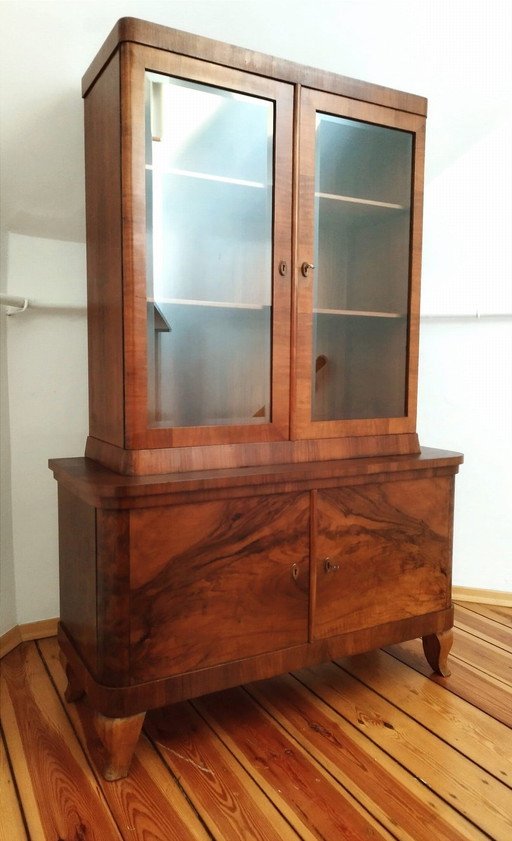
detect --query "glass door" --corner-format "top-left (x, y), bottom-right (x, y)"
top-left (126, 50), bottom-right (293, 449)
top-left (293, 89), bottom-right (425, 440)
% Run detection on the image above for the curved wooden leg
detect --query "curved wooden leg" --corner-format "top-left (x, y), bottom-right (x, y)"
top-left (94, 711), bottom-right (146, 781)
top-left (422, 629), bottom-right (453, 677)
top-left (59, 653), bottom-right (86, 703)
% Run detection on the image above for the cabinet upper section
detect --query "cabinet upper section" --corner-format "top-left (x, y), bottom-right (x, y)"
top-left (82, 19), bottom-right (427, 475)
top-left (82, 18), bottom-right (427, 116)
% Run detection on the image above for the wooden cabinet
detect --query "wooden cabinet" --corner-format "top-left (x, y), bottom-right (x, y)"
top-left (49, 18), bottom-right (462, 780)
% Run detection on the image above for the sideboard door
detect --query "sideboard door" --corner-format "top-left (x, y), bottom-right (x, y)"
top-left (129, 491), bottom-right (310, 682)
top-left (312, 477), bottom-right (454, 640)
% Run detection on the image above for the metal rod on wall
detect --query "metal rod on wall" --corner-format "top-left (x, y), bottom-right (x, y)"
top-left (0, 293), bottom-right (86, 315)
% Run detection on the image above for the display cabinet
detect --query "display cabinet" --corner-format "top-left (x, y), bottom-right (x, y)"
top-left (49, 18), bottom-right (462, 780)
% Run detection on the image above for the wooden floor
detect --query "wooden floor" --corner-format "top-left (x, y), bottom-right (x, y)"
top-left (1, 602), bottom-right (511, 841)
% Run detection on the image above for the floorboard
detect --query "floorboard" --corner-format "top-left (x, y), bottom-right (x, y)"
top-left (1, 602), bottom-right (511, 841)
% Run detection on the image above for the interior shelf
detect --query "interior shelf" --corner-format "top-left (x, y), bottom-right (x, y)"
top-left (316, 192), bottom-right (406, 210)
top-left (148, 297), bottom-right (269, 310)
top-left (314, 308), bottom-right (406, 318)
top-left (146, 164), bottom-right (267, 190)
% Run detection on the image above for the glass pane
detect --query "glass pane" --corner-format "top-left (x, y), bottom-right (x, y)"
top-left (312, 114), bottom-right (413, 421)
top-left (145, 72), bottom-right (274, 428)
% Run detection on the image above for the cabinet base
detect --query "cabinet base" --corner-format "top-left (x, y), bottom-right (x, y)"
top-left (59, 608), bottom-right (453, 780)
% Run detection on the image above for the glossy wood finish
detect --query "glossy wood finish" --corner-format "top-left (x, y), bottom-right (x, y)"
top-left (50, 446), bottom-right (461, 508)
top-left (50, 449), bottom-right (461, 777)
top-left (85, 430), bottom-right (422, 475)
top-left (49, 21), bottom-right (462, 781)
top-left (292, 87), bottom-right (425, 441)
top-left (94, 711), bottom-right (146, 781)
top-left (129, 493), bottom-right (310, 681)
top-left (422, 629), bottom-right (453, 677)
top-left (84, 51), bottom-right (124, 447)
top-left (81, 19), bottom-right (428, 473)
top-left (84, 36), bottom-right (295, 461)
top-left (82, 17), bottom-right (428, 116)
top-left (2, 604), bottom-right (510, 840)
top-left (313, 477), bottom-right (453, 639)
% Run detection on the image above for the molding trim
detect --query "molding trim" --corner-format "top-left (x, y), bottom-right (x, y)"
top-left (452, 586), bottom-right (512, 608)
top-left (1, 618), bottom-right (59, 659)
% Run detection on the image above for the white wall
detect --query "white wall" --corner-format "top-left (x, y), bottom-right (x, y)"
top-left (1, 0), bottom-right (511, 633)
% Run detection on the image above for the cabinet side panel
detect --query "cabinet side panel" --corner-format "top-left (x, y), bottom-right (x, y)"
top-left (84, 52), bottom-right (124, 446)
top-left (58, 486), bottom-right (97, 676)
top-left (96, 509), bottom-right (131, 685)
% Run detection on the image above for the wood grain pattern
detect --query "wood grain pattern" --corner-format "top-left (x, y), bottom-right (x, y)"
top-left (460, 602), bottom-right (512, 626)
top-left (451, 628), bottom-right (512, 686)
top-left (2, 603), bottom-right (511, 841)
top-left (146, 701), bottom-right (303, 841)
top-left (313, 477), bottom-right (453, 639)
top-left (57, 484), bottom-right (97, 676)
top-left (195, 687), bottom-right (399, 841)
top-left (82, 17), bottom-right (428, 115)
top-left (1, 643), bottom-right (123, 840)
top-left (84, 431), bottom-right (424, 475)
top-left (0, 732), bottom-right (27, 841)
top-left (453, 603), bottom-right (512, 651)
top-left (129, 493), bottom-right (310, 681)
top-left (293, 661), bottom-right (512, 839)
top-left (96, 508), bottom-right (131, 684)
top-left (338, 646), bottom-right (512, 784)
top-left (40, 638), bottom-right (212, 841)
top-left (246, 673), bottom-right (491, 841)
top-left (387, 638), bottom-right (512, 728)
top-left (84, 49), bottom-right (125, 447)
top-left (49, 448), bottom-right (462, 507)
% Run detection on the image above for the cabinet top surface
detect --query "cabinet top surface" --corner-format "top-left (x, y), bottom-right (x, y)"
top-left (82, 16), bottom-right (427, 116)
top-left (49, 448), bottom-right (463, 505)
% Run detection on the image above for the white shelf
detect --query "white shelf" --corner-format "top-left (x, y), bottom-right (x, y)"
top-left (314, 308), bottom-right (405, 318)
top-left (145, 165), bottom-right (266, 190)
top-left (316, 192), bottom-right (405, 210)
top-left (148, 297), bottom-right (268, 310)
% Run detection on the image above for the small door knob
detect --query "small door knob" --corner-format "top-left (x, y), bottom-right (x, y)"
top-left (301, 262), bottom-right (315, 277)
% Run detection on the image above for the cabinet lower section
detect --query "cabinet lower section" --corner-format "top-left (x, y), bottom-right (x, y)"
top-left (50, 447), bottom-right (461, 779)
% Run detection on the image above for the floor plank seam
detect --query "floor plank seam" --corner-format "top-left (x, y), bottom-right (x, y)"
top-left (1, 723), bottom-right (32, 841)
top-left (453, 624), bottom-right (512, 656)
top-left (240, 681), bottom-right (403, 841)
top-left (145, 712), bottom-right (220, 841)
top-left (382, 645), bottom-right (512, 727)
top-left (289, 665), bottom-right (509, 840)
top-left (3, 609), bottom-right (510, 841)
top-left (188, 696), bottom-right (313, 841)
top-left (330, 655), bottom-right (512, 790)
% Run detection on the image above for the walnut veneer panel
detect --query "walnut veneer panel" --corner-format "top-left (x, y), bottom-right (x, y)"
top-left (129, 492), bottom-right (310, 681)
top-left (57, 486), bottom-right (97, 676)
top-left (313, 476), bottom-right (454, 639)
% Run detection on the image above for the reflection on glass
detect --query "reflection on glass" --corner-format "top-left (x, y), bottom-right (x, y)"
top-left (312, 114), bottom-right (413, 421)
top-left (145, 72), bottom-right (274, 428)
